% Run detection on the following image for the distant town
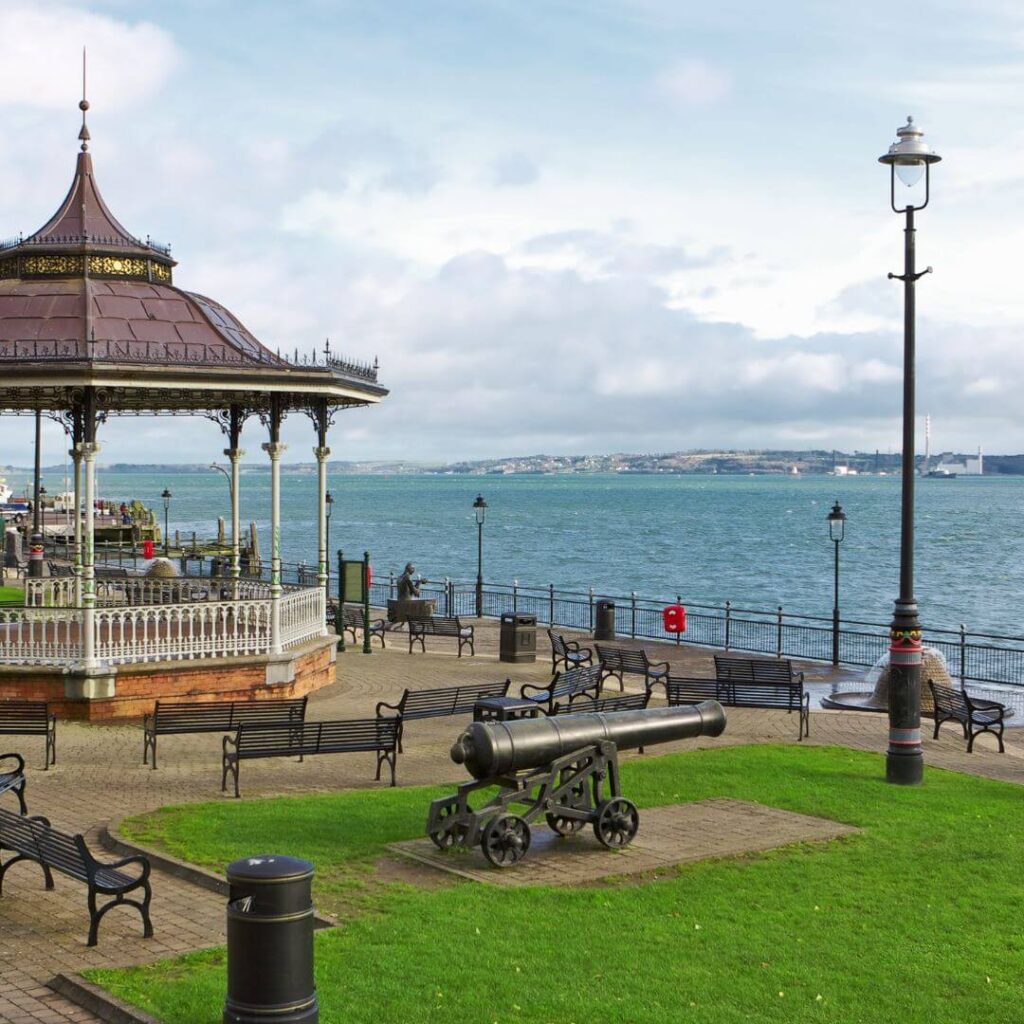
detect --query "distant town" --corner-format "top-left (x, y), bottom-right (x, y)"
top-left (10, 448), bottom-right (1023, 477)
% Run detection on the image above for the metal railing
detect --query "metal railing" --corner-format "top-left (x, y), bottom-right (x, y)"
top-left (370, 573), bottom-right (1024, 690)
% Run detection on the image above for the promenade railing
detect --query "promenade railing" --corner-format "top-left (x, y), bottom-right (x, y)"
top-left (370, 574), bottom-right (1024, 690)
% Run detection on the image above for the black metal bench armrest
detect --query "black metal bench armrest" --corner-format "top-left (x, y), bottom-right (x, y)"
top-left (795, 671), bottom-right (806, 684)
top-left (96, 852), bottom-right (152, 881)
top-left (519, 683), bottom-right (548, 701)
top-left (28, 814), bottom-right (51, 827)
top-left (648, 661), bottom-right (670, 676)
top-left (223, 733), bottom-right (239, 753)
top-left (142, 713), bottom-right (152, 730)
top-left (969, 697), bottom-right (1006, 713)
top-left (375, 700), bottom-right (403, 718)
top-left (0, 752), bottom-right (25, 774)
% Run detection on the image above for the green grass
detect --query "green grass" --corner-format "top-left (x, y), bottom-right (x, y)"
top-left (89, 745), bottom-right (1024, 1023)
top-left (0, 585), bottom-right (23, 606)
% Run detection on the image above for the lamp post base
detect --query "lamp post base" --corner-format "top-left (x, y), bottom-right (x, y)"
top-left (886, 598), bottom-right (923, 785)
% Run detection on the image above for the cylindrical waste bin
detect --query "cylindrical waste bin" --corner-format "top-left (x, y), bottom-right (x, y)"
top-left (594, 599), bottom-right (616, 641)
top-left (500, 613), bottom-right (537, 663)
top-left (224, 855), bottom-right (318, 1024)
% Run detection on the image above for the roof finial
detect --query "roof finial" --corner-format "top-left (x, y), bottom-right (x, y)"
top-left (78, 47), bottom-right (90, 152)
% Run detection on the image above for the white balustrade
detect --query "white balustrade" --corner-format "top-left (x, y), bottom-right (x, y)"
top-left (0, 584), bottom-right (326, 667)
top-left (24, 578), bottom-right (77, 608)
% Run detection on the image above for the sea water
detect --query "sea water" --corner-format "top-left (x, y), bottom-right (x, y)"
top-left (22, 468), bottom-right (1024, 637)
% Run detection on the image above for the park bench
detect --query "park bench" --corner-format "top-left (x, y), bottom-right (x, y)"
top-left (552, 690), bottom-right (652, 750)
top-left (222, 719), bottom-right (400, 797)
top-left (339, 604), bottom-right (387, 648)
top-left (376, 680), bottom-right (511, 750)
top-left (664, 656), bottom-right (809, 740)
top-left (548, 629), bottom-right (593, 673)
top-left (0, 752), bottom-right (27, 814)
top-left (519, 664), bottom-right (602, 715)
top-left (928, 680), bottom-right (1006, 753)
top-left (0, 806), bottom-right (153, 947)
top-left (0, 700), bottom-right (56, 769)
top-left (408, 615), bottom-right (475, 657)
top-left (143, 697), bottom-right (308, 769)
top-left (595, 643), bottom-right (670, 693)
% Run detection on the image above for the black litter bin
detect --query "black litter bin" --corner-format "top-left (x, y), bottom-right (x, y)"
top-left (594, 599), bottom-right (616, 641)
top-left (224, 855), bottom-right (318, 1024)
top-left (500, 613), bottom-right (537, 663)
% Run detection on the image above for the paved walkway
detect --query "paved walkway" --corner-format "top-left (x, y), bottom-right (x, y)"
top-left (2, 622), bottom-right (1022, 1022)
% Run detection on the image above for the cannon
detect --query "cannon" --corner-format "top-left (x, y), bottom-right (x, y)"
top-left (427, 702), bottom-right (726, 867)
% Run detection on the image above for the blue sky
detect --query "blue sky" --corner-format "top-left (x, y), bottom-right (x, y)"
top-left (1, 1), bottom-right (1022, 464)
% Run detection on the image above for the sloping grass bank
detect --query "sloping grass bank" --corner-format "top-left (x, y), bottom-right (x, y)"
top-left (91, 745), bottom-right (1024, 1023)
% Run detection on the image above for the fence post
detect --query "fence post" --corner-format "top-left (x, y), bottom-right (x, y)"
top-left (675, 594), bottom-right (682, 646)
top-left (724, 600), bottom-right (731, 651)
top-left (336, 549), bottom-right (345, 651)
top-left (444, 577), bottom-right (451, 616)
top-left (448, 578), bottom-right (455, 615)
top-left (389, 571), bottom-right (395, 600)
top-left (630, 591), bottom-right (637, 639)
top-left (589, 587), bottom-right (595, 633)
top-left (959, 623), bottom-right (967, 683)
top-left (513, 579), bottom-right (518, 615)
top-left (776, 605), bottom-right (783, 658)
top-left (362, 551), bottom-right (372, 654)
top-left (549, 583), bottom-right (555, 627)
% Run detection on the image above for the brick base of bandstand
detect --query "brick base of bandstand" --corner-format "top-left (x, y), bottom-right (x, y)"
top-left (0, 634), bottom-right (338, 720)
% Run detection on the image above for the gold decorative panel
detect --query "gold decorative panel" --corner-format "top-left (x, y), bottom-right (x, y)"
top-left (89, 255), bottom-right (147, 277)
top-left (22, 255), bottom-right (84, 276)
top-left (151, 261), bottom-right (172, 282)
top-left (0, 257), bottom-right (16, 279)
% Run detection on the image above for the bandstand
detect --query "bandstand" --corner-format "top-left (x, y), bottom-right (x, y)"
top-left (0, 101), bottom-right (387, 718)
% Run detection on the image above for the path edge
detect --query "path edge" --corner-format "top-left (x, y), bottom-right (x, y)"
top-left (49, 972), bottom-right (162, 1024)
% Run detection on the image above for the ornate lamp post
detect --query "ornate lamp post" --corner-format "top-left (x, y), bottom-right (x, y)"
top-left (879, 116), bottom-right (941, 786)
top-left (472, 494), bottom-right (487, 618)
top-left (325, 489), bottom-right (334, 596)
top-left (826, 501), bottom-right (846, 666)
top-left (161, 488), bottom-right (172, 557)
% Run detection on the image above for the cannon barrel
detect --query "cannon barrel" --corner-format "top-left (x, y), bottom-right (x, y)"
top-left (450, 701), bottom-right (726, 779)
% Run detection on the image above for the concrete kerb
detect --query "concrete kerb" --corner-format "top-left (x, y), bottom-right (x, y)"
top-left (48, 973), bottom-right (163, 1024)
top-left (100, 814), bottom-right (339, 930)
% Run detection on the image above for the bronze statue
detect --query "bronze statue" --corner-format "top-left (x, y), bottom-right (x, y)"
top-left (397, 563), bottom-right (422, 601)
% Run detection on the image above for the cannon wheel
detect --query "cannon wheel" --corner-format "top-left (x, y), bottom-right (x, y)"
top-left (482, 815), bottom-right (531, 867)
top-left (428, 798), bottom-right (469, 850)
top-left (594, 798), bottom-right (640, 849)
top-left (545, 812), bottom-right (585, 836)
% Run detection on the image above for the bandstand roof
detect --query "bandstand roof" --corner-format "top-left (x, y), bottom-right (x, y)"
top-left (0, 114), bottom-right (387, 418)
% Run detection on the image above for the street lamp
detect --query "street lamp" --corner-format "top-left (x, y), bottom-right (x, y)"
top-left (826, 501), bottom-right (846, 667)
top-left (879, 115), bottom-right (941, 786)
top-left (325, 490), bottom-right (334, 596)
top-left (472, 494), bottom-right (487, 618)
top-left (161, 488), bottom-right (172, 556)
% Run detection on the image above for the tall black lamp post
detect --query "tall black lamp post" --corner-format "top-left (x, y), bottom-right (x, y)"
top-left (161, 488), bottom-right (172, 556)
top-left (826, 501), bottom-right (846, 667)
top-left (472, 494), bottom-right (487, 618)
top-left (325, 490), bottom-right (334, 597)
top-left (879, 116), bottom-right (941, 786)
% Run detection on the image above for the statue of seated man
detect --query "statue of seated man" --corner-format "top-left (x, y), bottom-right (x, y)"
top-left (397, 563), bottom-right (422, 601)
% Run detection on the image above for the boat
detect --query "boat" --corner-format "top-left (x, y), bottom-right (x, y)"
top-left (926, 468), bottom-right (957, 479)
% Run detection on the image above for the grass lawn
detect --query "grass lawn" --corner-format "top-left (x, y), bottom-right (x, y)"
top-left (89, 745), bottom-right (1024, 1023)
top-left (0, 584), bottom-right (23, 606)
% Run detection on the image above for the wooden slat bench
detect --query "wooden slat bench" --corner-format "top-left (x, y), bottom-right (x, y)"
top-left (0, 806), bottom-right (153, 946)
top-left (0, 752), bottom-right (27, 814)
top-left (222, 719), bottom-right (400, 797)
top-left (595, 643), bottom-right (670, 693)
top-left (665, 656), bottom-right (809, 740)
top-left (0, 701), bottom-right (56, 769)
top-left (520, 664), bottom-right (602, 715)
top-left (928, 680), bottom-right (1006, 753)
top-left (548, 629), bottom-right (593, 673)
top-left (143, 697), bottom-right (308, 769)
top-left (376, 680), bottom-right (511, 750)
top-left (408, 616), bottom-right (475, 656)
top-left (340, 604), bottom-right (387, 648)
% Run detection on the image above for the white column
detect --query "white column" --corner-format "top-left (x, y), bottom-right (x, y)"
top-left (314, 445), bottom-right (330, 623)
top-left (263, 441), bottom-right (287, 654)
top-left (80, 442), bottom-right (100, 668)
top-left (224, 447), bottom-right (245, 581)
top-left (71, 445), bottom-right (83, 606)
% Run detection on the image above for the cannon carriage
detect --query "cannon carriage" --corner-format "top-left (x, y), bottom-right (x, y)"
top-left (426, 702), bottom-right (726, 868)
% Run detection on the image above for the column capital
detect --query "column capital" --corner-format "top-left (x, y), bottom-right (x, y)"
top-left (77, 442), bottom-right (101, 459)
top-left (68, 447), bottom-right (81, 461)
top-left (313, 446), bottom-right (332, 461)
top-left (223, 448), bottom-right (246, 460)
top-left (262, 442), bottom-right (288, 459)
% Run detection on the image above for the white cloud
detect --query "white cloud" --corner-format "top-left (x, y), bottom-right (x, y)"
top-left (0, 4), bottom-right (179, 111)
top-left (656, 59), bottom-right (732, 107)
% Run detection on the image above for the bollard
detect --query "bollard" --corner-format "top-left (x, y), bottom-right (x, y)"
top-left (223, 855), bottom-right (318, 1024)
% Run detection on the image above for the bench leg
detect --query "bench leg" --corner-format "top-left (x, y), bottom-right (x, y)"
top-left (377, 749), bottom-right (396, 787)
top-left (222, 756), bottom-right (240, 798)
top-left (14, 780), bottom-right (27, 816)
top-left (0, 852), bottom-right (53, 895)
